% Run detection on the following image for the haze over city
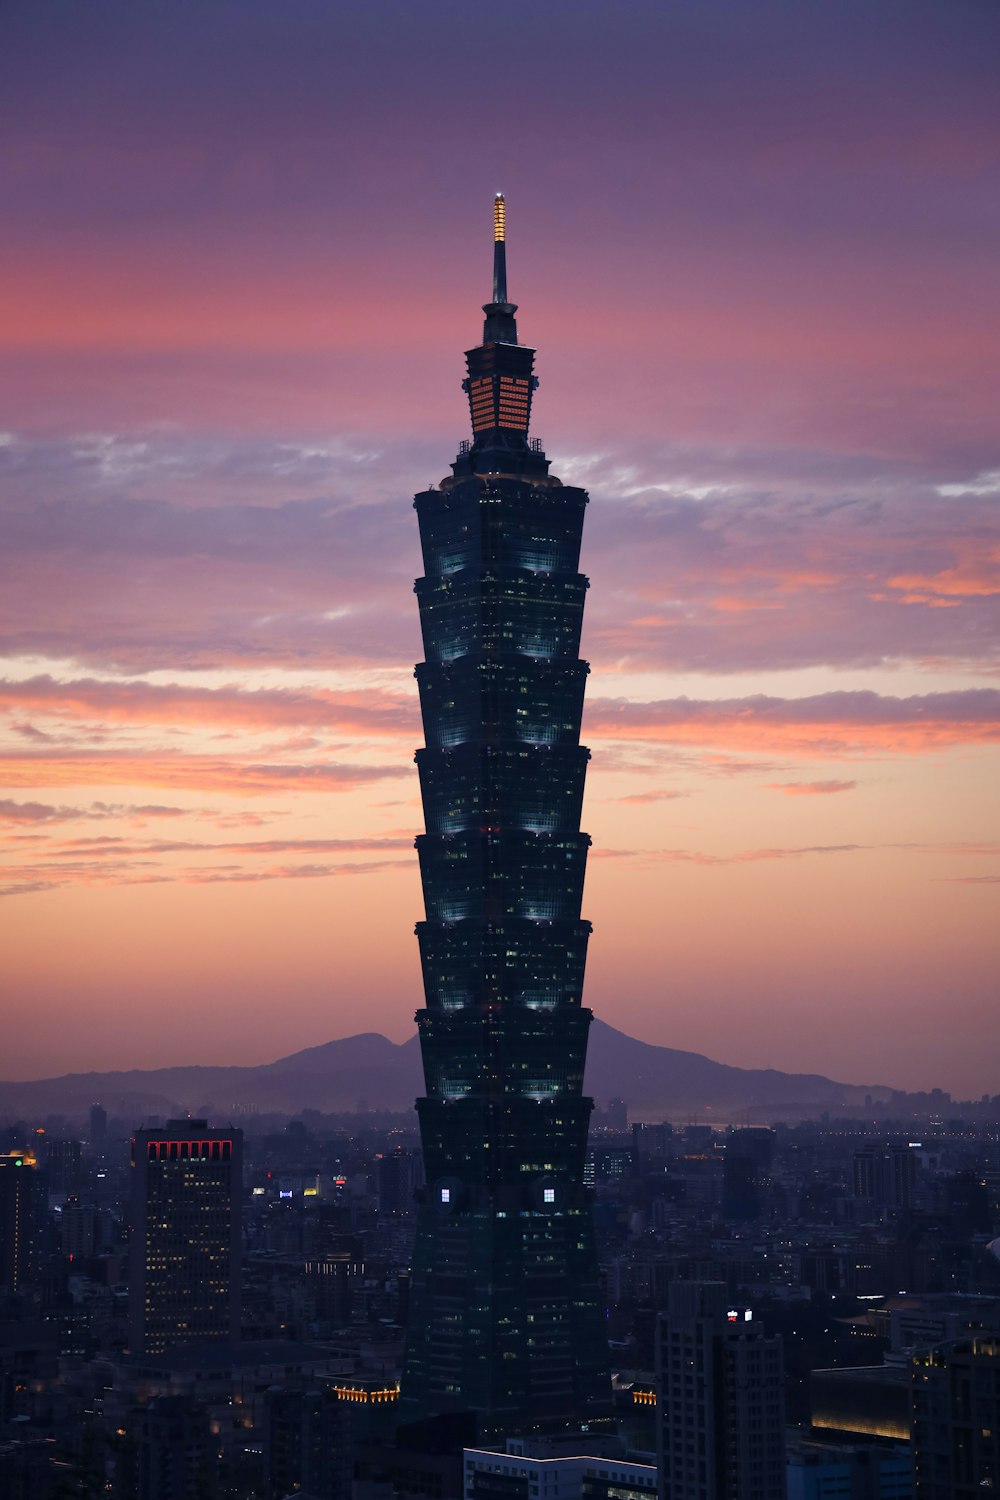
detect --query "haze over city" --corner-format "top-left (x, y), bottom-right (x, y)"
top-left (2, 0), bottom-right (999, 1096)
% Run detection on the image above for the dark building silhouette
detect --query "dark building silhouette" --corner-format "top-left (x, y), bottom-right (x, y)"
top-left (43, 1136), bottom-right (82, 1196)
top-left (0, 1150), bottom-right (38, 1293)
top-left (89, 1103), bottom-right (107, 1149)
top-left (853, 1144), bottom-right (916, 1215)
top-left (264, 1385), bottom-right (351, 1500)
top-left (400, 196), bottom-right (611, 1434)
top-left (133, 1395), bottom-right (218, 1500)
top-left (656, 1282), bottom-right (785, 1500)
top-left (128, 1121), bottom-right (242, 1355)
top-left (722, 1127), bottom-right (774, 1221)
top-left (377, 1146), bottom-right (424, 1216)
top-left (304, 1251), bottom-right (365, 1326)
top-left (911, 1332), bottom-right (1000, 1497)
top-left (786, 1433), bottom-right (912, 1500)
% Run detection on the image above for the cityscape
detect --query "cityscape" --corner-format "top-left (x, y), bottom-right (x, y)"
top-left (2, 4), bottom-right (999, 1499)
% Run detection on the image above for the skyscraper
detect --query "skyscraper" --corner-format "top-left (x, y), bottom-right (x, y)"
top-left (0, 1149), bottom-right (38, 1293)
top-left (656, 1283), bottom-right (785, 1500)
top-left (400, 197), bottom-right (611, 1435)
top-left (911, 1332), bottom-right (1000, 1497)
top-left (129, 1120), bottom-right (242, 1356)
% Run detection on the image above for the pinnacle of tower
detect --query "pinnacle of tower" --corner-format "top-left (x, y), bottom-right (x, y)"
top-left (492, 192), bottom-right (507, 303)
top-left (482, 191), bottom-right (518, 345)
top-left (449, 194), bottom-right (550, 487)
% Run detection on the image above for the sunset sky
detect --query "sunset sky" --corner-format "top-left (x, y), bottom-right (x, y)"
top-left (2, 0), bottom-right (998, 1096)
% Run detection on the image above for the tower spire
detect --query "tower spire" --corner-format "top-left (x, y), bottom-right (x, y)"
top-left (482, 192), bottom-right (518, 345)
top-left (493, 192), bottom-right (507, 304)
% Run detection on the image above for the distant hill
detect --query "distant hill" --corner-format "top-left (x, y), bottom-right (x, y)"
top-left (0, 1020), bottom-right (892, 1125)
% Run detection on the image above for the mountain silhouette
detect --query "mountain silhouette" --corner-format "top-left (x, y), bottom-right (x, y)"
top-left (0, 1020), bottom-right (891, 1124)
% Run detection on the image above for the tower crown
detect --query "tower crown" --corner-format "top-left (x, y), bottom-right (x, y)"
top-left (455, 194), bottom-right (548, 483)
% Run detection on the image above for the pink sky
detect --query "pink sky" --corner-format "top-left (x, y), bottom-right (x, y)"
top-left (2, 0), bottom-right (999, 1095)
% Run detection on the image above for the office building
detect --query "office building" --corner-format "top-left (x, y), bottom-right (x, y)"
top-left (264, 1384), bottom-right (351, 1500)
top-left (133, 1395), bottom-right (218, 1500)
top-left (304, 1251), bottom-right (365, 1325)
top-left (42, 1136), bottom-right (82, 1197)
top-left (89, 1103), bottom-right (107, 1150)
top-left (786, 1434), bottom-right (912, 1499)
top-left (721, 1127), bottom-right (774, 1221)
top-left (400, 196), bottom-right (611, 1434)
top-left (911, 1333), bottom-right (1000, 1497)
top-left (656, 1281), bottom-right (785, 1500)
top-left (128, 1121), bottom-right (242, 1356)
top-left (464, 1437), bottom-right (656, 1500)
top-left (0, 1150), bottom-right (38, 1293)
top-left (853, 1146), bottom-right (917, 1215)
top-left (377, 1147), bottom-right (424, 1216)
top-left (811, 1364), bottom-right (911, 1443)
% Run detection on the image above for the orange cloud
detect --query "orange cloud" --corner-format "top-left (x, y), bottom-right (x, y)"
top-left (0, 752), bottom-right (405, 795)
top-left (768, 780), bottom-right (857, 795)
top-left (0, 676), bottom-right (417, 737)
top-left (586, 689), bottom-right (1000, 757)
top-left (610, 789), bottom-right (690, 804)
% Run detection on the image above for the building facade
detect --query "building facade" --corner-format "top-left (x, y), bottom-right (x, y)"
top-left (786, 1435), bottom-right (912, 1500)
top-left (0, 1150), bottom-right (38, 1294)
top-left (911, 1333), bottom-right (1000, 1497)
top-left (464, 1440), bottom-right (656, 1500)
top-left (128, 1121), bottom-right (242, 1356)
top-left (656, 1282), bottom-right (785, 1500)
top-left (400, 196), bottom-right (611, 1435)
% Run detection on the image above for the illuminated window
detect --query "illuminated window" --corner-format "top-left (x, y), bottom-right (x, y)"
top-left (543, 1187), bottom-right (556, 1204)
top-left (440, 1187), bottom-right (451, 1204)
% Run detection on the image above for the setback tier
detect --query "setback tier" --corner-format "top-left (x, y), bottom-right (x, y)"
top-left (417, 829), bottom-right (590, 923)
top-left (416, 743), bottom-right (589, 836)
top-left (416, 916), bottom-right (591, 1011)
top-left (415, 569), bottom-right (588, 663)
top-left (414, 478), bottom-right (588, 578)
top-left (415, 1004), bottom-right (591, 1103)
top-left (416, 1093), bottom-right (593, 1184)
top-left (416, 657), bottom-right (589, 749)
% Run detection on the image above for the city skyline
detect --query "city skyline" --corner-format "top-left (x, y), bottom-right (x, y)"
top-left (2, 1), bottom-right (999, 1096)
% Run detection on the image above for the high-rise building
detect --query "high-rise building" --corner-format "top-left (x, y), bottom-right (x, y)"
top-left (304, 1251), bottom-right (365, 1325)
top-left (400, 196), bottom-right (611, 1435)
top-left (377, 1146), bottom-right (424, 1216)
top-left (656, 1282), bottom-right (785, 1500)
top-left (128, 1121), bottom-right (242, 1355)
top-left (132, 1395), bottom-right (218, 1500)
top-left (43, 1135), bottom-right (83, 1196)
top-left (911, 1332), bottom-right (1000, 1497)
top-left (721, 1127), bottom-right (774, 1222)
top-left (89, 1103), bottom-right (108, 1149)
top-left (264, 1385), bottom-right (351, 1500)
top-left (853, 1145), bottom-right (917, 1215)
top-left (0, 1150), bottom-right (38, 1293)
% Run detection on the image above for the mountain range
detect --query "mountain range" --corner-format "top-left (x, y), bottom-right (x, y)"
top-left (0, 1020), bottom-right (893, 1125)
